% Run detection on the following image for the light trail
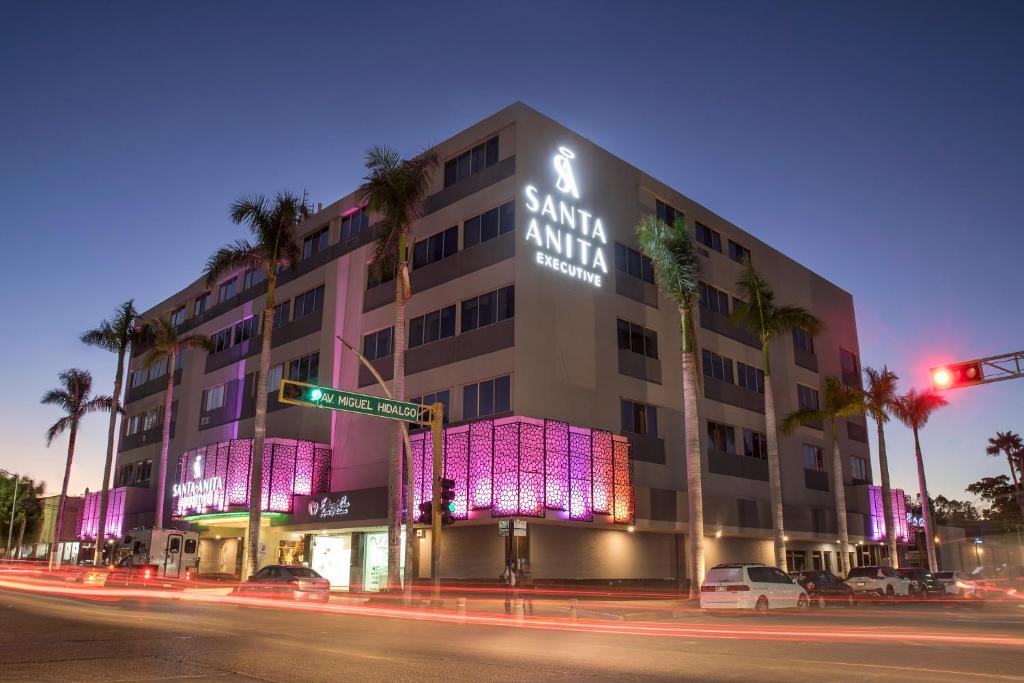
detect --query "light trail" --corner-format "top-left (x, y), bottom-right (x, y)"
top-left (2, 575), bottom-right (1022, 649)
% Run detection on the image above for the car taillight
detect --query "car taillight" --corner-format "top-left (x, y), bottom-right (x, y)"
top-left (700, 585), bottom-right (717, 592)
top-left (185, 569), bottom-right (192, 581)
top-left (143, 568), bottom-right (152, 580)
top-left (806, 582), bottom-right (816, 590)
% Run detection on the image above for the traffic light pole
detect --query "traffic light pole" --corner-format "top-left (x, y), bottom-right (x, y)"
top-left (430, 402), bottom-right (443, 605)
top-left (932, 350), bottom-right (1024, 390)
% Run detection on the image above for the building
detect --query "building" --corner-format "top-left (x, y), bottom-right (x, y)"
top-left (23, 494), bottom-right (83, 561)
top-left (100, 102), bottom-right (885, 587)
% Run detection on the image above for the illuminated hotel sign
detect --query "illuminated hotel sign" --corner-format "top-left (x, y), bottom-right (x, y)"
top-left (173, 456), bottom-right (224, 510)
top-left (524, 146), bottom-right (608, 287)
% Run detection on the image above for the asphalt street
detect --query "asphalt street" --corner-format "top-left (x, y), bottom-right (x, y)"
top-left (2, 588), bottom-right (1023, 682)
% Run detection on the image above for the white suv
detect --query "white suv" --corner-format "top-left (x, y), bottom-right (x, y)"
top-left (701, 563), bottom-right (808, 612)
top-left (846, 566), bottom-right (912, 599)
top-left (934, 571), bottom-right (980, 598)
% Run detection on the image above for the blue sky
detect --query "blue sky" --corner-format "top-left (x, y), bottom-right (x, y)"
top-left (1, 1), bottom-right (1021, 507)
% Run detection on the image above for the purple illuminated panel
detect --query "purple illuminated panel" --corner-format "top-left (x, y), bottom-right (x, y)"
top-left (173, 438), bottom-right (330, 517)
top-left (868, 485), bottom-right (910, 543)
top-left (77, 487), bottom-right (126, 540)
top-left (408, 416), bottom-right (633, 524)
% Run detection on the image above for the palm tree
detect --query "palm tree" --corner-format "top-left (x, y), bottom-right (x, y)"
top-left (782, 376), bottom-right (864, 577)
top-left (986, 431), bottom-right (1023, 488)
top-left (358, 145), bottom-right (438, 592)
top-left (892, 387), bottom-right (948, 573)
top-left (635, 214), bottom-right (705, 596)
top-left (731, 261), bottom-right (823, 571)
top-left (863, 366), bottom-right (901, 568)
top-left (140, 316), bottom-right (213, 528)
top-left (81, 299), bottom-right (141, 562)
top-left (41, 369), bottom-right (113, 565)
top-left (204, 191), bottom-right (309, 577)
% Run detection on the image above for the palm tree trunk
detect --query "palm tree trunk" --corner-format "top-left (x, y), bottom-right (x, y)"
top-left (16, 514), bottom-right (26, 559)
top-left (875, 421), bottom-right (899, 568)
top-left (762, 372), bottom-right (787, 570)
top-left (403, 423), bottom-right (414, 598)
top-left (94, 348), bottom-right (126, 563)
top-left (387, 230), bottom-right (408, 592)
top-left (154, 351), bottom-right (176, 528)
top-left (830, 423), bottom-right (851, 576)
top-left (679, 309), bottom-right (705, 597)
top-left (913, 428), bottom-right (938, 572)
top-left (51, 422), bottom-right (77, 566)
top-left (1006, 452), bottom-right (1020, 488)
top-left (247, 299), bottom-right (276, 578)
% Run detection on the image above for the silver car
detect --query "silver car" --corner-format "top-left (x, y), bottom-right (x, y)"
top-left (233, 565), bottom-right (331, 603)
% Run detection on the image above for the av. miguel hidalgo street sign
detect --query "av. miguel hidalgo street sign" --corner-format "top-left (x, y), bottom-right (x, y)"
top-left (278, 379), bottom-right (423, 423)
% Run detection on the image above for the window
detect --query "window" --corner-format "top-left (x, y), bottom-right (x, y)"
top-left (267, 364), bottom-right (283, 393)
top-left (736, 361), bottom-right (765, 394)
top-left (243, 268), bottom-right (266, 290)
top-left (412, 226), bottom-right (458, 269)
top-left (366, 259), bottom-right (396, 289)
top-left (698, 282), bottom-right (730, 315)
top-left (694, 222), bottom-right (722, 252)
top-left (802, 444), bottom-right (824, 472)
top-left (193, 292), bottom-right (211, 317)
top-left (211, 327), bottom-right (232, 353)
top-left (408, 390), bottom-right (450, 430)
top-left (462, 375), bottom-right (511, 420)
top-left (203, 384), bottom-right (225, 412)
top-left (294, 285), bottom-right (325, 320)
top-left (443, 135), bottom-right (499, 187)
top-left (217, 276), bottom-right (238, 303)
top-left (793, 327), bottom-right (815, 354)
top-left (148, 357), bottom-right (167, 381)
top-left (272, 300), bottom-right (291, 329)
top-left (233, 316), bottom-right (258, 344)
top-left (129, 368), bottom-right (145, 388)
top-left (409, 305), bottom-right (456, 349)
top-left (656, 199), bottom-right (684, 228)
top-left (461, 286), bottom-right (514, 333)
top-left (142, 407), bottom-right (161, 431)
top-left (851, 455), bottom-right (868, 482)
top-left (786, 550), bottom-right (807, 572)
top-left (463, 200), bottom-right (515, 248)
top-left (621, 399), bottom-right (658, 437)
top-left (170, 306), bottom-right (186, 326)
top-left (701, 349), bottom-right (734, 383)
top-left (797, 384), bottom-right (820, 411)
top-left (743, 429), bottom-right (768, 459)
top-left (341, 207), bottom-right (370, 241)
top-left (707, 420), bottom-right (736, 454)
top-left (184, 539), bottom-right (197, 554)
top-left (288, 352), bottom-right (320, 383)
top-left (614, 243), bottom-right (655, 284)
top-left (616, 319), bottom-right (658, 359)
top-left (362, 327), bottom-right (394, 361)
top-left (840, 348), bottom-right (859, 375)
top-left (302, 226), bottom-right (329, 260)
top-left (728, 239), bottom-right (751, 264)
top-left (126, 414), bottom-right (141, 435)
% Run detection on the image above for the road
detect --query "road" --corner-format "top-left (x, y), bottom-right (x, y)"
top-left (2, 586), bottom-right (1023, 682)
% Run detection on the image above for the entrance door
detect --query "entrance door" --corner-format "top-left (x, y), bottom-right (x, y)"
top-left (164, 534), bottom-right (183, 578)
top-left (311, 535), bottom-right (352, 589)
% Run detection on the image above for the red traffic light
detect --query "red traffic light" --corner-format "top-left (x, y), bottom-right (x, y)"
top-left (931, 361), bottom-right (984, 390)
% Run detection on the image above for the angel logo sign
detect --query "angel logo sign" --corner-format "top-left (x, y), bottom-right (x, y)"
top-left (524, 146), bottom-right (608, 287)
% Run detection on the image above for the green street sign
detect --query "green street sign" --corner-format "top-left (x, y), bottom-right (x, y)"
top-left (279, 379), bottom-right (423, 423)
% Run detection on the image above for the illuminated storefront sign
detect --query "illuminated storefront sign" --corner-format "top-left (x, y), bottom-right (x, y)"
top-left (307, 494), bottom-right (351, 520)
top-left (172, 476), bottom-right (224, 511)
top-left (524, 146), bottom-right (608, 287)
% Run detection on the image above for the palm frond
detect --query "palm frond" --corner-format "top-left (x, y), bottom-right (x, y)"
top-left (82, 395), bottom-right (115, 415)
top-left (782, 408), bottom-right (826, 435)
top-left (634, 215), bottom-right (699, 308)
top-left (229, 194), bottom-right (272, 234)
top-left (863, 365), bottom-right (900, 423)
top-left (179, 332), bottom-right (215, 354)
top-left (40, 389), bottom-right (71, 409)
top-left (203, 239), bottom-right (262, 287)
top-left (45, 416), bottom-right (72, 446)
top-left (893, 387), bottom-right (948, 430)
top-left (770, 304), bottom-right (823, 337)
top-left (80, 321), bottom-right (117, 352)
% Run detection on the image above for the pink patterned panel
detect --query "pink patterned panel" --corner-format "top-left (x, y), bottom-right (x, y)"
top-left (591, 430), bottom-right (613, 515)
top-left (612, 437), bottom-right (634, 524)
top-left (544, 420), bottom-right (569, 511)
top-left (492, 419), bottom-right (520, 516)
top-left (518, 419), bottom-right (545, 517)
top-left (468, 419), bottom-right (494, 509)
top-left (569, 426), bottom-right (593, 521)
top-left (444, 426), bottom-right (470, 519)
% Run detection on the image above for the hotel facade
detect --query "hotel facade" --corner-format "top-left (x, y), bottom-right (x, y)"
top-left (89, 102), bottom-right (899, 589)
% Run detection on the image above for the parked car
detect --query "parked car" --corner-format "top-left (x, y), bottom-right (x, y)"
top-left (896, 567), bottom-right (944, 598)
top-left (232, 565), bottom-right (330, 603)
top-left (700, 563), bottom-right (808, 612)
top-left (845, 566), bottom-right (912, 600)
top-left (792, 569), bottom-right (855, 607)
top-left (933, 571), bottom-right (981, 598)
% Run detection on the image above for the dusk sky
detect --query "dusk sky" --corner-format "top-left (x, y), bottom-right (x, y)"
top-left (1, 1), bottom-right (1021, 508)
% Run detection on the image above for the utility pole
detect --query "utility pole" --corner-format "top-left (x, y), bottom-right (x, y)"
top-left (430, 402), bottom-right (444, 605)
top-left (2, 468), bottom-right (18, 560)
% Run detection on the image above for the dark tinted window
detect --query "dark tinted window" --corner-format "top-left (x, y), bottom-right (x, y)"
top-left (443, 135), bottom-right (499, 188)
top-left (184, 539), bottom-right (197, 554)
top-left (747, 567), bottom-right (774, 583)
top-left (284, 567), bottom-right (320, 578)
top-left (464, 201), bottom-right (514, 248)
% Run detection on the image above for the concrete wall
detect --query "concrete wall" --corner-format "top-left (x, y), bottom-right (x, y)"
top-left (529, 525), bottom-right (677, 580)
